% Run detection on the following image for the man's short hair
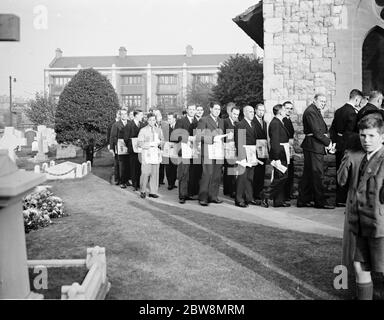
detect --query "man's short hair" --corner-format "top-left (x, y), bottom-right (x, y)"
top-left (196, 105), bottom-right (204, 110)
top-left (283, 101), bottom-right (293, 107)
top-left (231, 106), bottom-right (240, 113)
top-left (133, 109), bottom-right (143, 117)
top-left (255, 103), bottom-right (264, 110)
top-left (349, 89), bottom-right (364, 100)
top-left (120, 108), bottom-right (127, 113)
top-left (273, 104), bottom-right (283, 116)
top-left (147, 112), bottom-right (156, 120)
top-left (314, 93), bottom-right (326, 100)
top-left (209, 101), bottom-right (220, 109)
top-left (369, 90), bottom-right (383, 101)
top-left (167, 113), bottom-right (177, 119)
top-left (358, 113), bottom-right (384, 134)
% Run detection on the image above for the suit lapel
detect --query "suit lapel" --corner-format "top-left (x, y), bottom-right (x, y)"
top-left (358, 147), bottom-right (384, 190)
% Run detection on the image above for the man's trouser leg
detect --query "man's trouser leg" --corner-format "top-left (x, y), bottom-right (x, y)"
top-left (253, 161), bottom-right (266, 200)
top-left (298, 150), bottom-right (314, 204)
top-left (336, 151), bottom-right (348, 204)
top-left (149, 164), bottom-right (159, 194)
top-left (284, 159), bottom-right (294, 199)
top-left (235, 166), bottom-right (254, 204)
top-left (269, 167), bottom-right (288, 206)
top-left (130, 153), bottom-right (141, 189)
top-left (119, 155), bottom-right (129, 184)
top-left (199, 163), bottom-right (214, 202)
top-left (177, 161), bottom-right (190, 200)
top-left (114, 154), bottom-right (120, 183)
top-left (166, 161), bottom-right (177, 187)
top-left (140, 163), bottom-right (151, 193)
top-left (208, 162), bottom-right (223, 201)
top-left (310, 152), bottom-right (326, 206)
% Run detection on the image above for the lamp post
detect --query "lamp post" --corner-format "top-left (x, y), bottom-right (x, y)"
top-left (9, 75), bottom-right (16, 126)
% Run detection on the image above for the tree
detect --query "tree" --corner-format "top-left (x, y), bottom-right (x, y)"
top-left (55, 68), bottom-right (120, 150)
top-left (212, 54), bottom-right (263, 108)
top-left (187, 81), bottom-right (214, 114)
top-left (25, 92), bottom-right (56, 127)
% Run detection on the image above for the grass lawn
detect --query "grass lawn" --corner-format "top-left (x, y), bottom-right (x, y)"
top-left (25, 173), bottom-right (358, 300)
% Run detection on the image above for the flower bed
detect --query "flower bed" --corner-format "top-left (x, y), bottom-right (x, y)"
top-left (23, 188), bottom-right (68, 233)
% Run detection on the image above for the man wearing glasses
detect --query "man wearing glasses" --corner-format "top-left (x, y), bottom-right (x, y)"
top-left (297, 94), bottom-right (334, 209)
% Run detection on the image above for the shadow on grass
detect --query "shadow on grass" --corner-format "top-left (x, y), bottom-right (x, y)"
top-left (130, 201), bottom-right (352, 300)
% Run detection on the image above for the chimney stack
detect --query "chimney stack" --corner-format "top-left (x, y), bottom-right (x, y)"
top-left (55, 48), bottom-right (62, 59)
top-left (119, 46), bottom-right (127, 58)
top-left (185, 45), bottom-right (193, 58)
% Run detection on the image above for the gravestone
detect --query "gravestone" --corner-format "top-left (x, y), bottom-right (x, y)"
top-left (31, 138), bottom-right (38, 152)
top-left (25, 130), bottom-right (37, 147)
top-left (0, 149), bottom-right (46, 299)
top-left (56, 144), bottom-right (77, 159)
top-left (76, 164), bottom-right (82, 178)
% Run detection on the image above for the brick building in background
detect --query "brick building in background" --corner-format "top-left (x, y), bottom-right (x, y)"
top-left (44, 46), bottom-right (259, 113)
top-left (235, 0), bottom-right (384, 202)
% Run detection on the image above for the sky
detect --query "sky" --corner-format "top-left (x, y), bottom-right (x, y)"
top-left (0, 0), bottom-right (259, 100)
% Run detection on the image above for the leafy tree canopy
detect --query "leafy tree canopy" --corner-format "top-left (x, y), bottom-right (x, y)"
top-left (212, 54), bottom-right (263, 109)
top-left (25, 92), bottom-right (56, 127)
top-left (54, 68), bottom-right (120, 150)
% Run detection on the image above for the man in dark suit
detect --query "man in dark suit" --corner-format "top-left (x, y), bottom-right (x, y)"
top-left (297, 94), bottom-right (334, 209)
top-left (356, 90), bottom-right (384, 129)
top-left (108, 110), bottom-right (121, 185)
top-left (127, 109), bottom-right (144, 191)
top-left (252, 103), bottom-right (269, 208)
top-left (282, 101), bottom-right (295, 201)
top-left (165, 113), bottom-right (178, 190)
top-left (329, 89), bottom-right (363, 207)
top-left (172, 105), bottom-right (198, 204)
top-left (269, 104), bottom-right (291, 207)
top-left (234, 105), bottom-right (259, 207)
top-left (223, 105), bottom-right (240, 198)
top-left (196, 102), bottom-right (225, 206)
top-left (110, 109), bottom-right (131, 189)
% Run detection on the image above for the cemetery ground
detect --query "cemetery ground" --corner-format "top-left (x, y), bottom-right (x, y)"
top-left (20, 148), bottom-right (364, 300)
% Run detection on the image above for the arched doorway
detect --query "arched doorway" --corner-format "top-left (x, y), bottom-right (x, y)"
top-left (362, 26), bottom-right (384, 94)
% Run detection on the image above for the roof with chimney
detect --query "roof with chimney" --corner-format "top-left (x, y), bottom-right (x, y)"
top-left (48, 46), bottom-right (255, 69)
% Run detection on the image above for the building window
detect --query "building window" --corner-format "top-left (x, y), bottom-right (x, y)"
top-left (158, 75), bottom-right (177, 85)
top-left (121, 75), bottom-right (142, 85)
top-left (122, 95), bottom-right (142, 108)
top-left (53, 77), bottom-right (72, 86)
top-left (157, 95), bottom-right (177, 106)
top-left (193, 74), bottom-right (214, 84)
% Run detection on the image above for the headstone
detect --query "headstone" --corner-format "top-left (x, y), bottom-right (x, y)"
top-left (34, 128), bottom-right (48, 162)
top-left (31, 139), bottom-right (38, 152)
top-left (81, 162), bottom-right (87, 176)
top-left (76, 164), bottom-right (82, 178)
top-left (49, 160), bottom-right (55, 167)
top-left (34, 165), bottom-right (40, 173)
top-left (25, 130), bottom-right (37, 147)
top-left (41, 163), bottom-right (48, 172)
top-left (56, 144), bottom-right (77, 159)
top-left (42, 140), bottom-right (49, 153)
top-left (86, 160), bottom-right (92, 173)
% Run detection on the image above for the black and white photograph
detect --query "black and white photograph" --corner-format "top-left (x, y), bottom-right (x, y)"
top-left (2, 0), bottom-right (384, 310)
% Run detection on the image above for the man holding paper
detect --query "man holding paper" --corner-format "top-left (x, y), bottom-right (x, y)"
top-left (196, 102), bottom-right (225, 206)
top-left (268, 104), bottom-right (291, 207)
top-left (297, 93), bottom-right (334, 209)
top-left (172, 104), bottom-right (198, 204)
top-left (127, 109), bottom-right (144, 191)
top-left (234, 105), bottom-right (260, 208)
top-left (137, 112), bottom-right (164, 199)
top-left (223, 105), bottom-right (240, 198)
top-left (252, 103), bottom-right (269, 208)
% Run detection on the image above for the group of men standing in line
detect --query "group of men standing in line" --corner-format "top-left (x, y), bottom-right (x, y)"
top-left (107, 101), bottom-right (298, 208)
top-left (106, 89), bottom-right (384, 210)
